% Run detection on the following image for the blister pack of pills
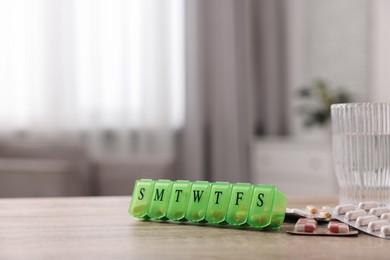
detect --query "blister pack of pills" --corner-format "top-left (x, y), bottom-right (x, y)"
top-left (286, 205), bottom-right (332, 221)
top-left (129, 179), bottom-right (287, 229)
top-left (329, 201), bottom-right (390, 239)
top-left (287, 218), bottom-right (358, 236)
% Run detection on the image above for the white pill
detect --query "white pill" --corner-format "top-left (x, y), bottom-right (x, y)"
top-left (368, 220), bottom-right (389, 232)
top-left (381, 213), bottom-right (390, 220)
top-left (334, 204), bottom-right (356, 215)
top-left (369, 207), bottom-right (390, 217)
top-left (380, 225), bottom-right (390, 236)
top-left (337, 224), bottom-right (350, 233)
top-left (345, 210), bottom-right (366, 221)
top-left (358, 201), bottom-right (379, 210)
top-left (356, 215), bottom-right (378, 226)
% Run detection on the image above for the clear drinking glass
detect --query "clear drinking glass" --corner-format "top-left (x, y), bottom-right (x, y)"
top-left (331, 103), bottom-right (390, 206)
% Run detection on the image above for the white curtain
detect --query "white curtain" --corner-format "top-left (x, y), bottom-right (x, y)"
top-left (0, 0), bottom-right (184, 158)
top-left (181, 0), bottom-right (253, 182)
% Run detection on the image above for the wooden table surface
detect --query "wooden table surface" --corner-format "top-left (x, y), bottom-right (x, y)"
top-left (0, 195), bottom-right (389, 259)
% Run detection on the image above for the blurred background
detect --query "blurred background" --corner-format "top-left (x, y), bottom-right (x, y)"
top-left (0, 0), bottom-right (389, 198)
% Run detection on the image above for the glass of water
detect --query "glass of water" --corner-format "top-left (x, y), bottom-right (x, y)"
top-left (331, 103), bottom-right (390, 206)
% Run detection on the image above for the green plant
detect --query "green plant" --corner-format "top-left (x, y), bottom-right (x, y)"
top-left (298, 80), bottom-right (351, 128)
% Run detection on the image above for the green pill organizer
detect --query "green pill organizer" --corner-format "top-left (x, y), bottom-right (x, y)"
top-left (129, 179), bottom-right (287, 229)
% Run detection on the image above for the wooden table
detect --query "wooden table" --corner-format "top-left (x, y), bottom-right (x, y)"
top-left (0, 196), bottom-right (388, 259)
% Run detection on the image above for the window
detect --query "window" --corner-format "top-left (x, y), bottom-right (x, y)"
top-left (0, 0), bottom-right (185, 157)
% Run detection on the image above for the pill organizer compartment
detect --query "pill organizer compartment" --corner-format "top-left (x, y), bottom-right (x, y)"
top-left (129, 179), bottom-right (154, 219)
top-left (185, 181), bottom-right (211, 222)
top-left (225, 183), bottom-right (253, 226)
top-left (247, 185), bottom-right (275, 228)
top-left (166, 180), bottom-right (192, 221)
top-left (205, 182), bottom-right (232, 224)
top-left (147, 180), bottom-right (173, 220)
